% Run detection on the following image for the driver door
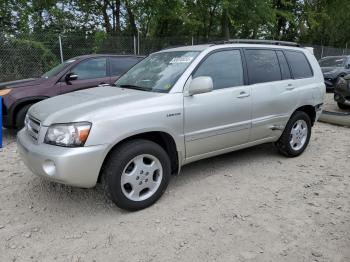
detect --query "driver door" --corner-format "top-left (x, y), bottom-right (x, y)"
top-left (184, 49), bottom-right (251, 159)
top-left (60, 57), bottom-right (110, 94)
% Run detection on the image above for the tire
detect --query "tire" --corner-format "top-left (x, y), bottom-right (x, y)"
top-left (15, 104), bottom-right (33, 130)
top-left (101, 139), bottom-right (171, 211)
top-left (337, 102), bottom-right (350, 110)
top-left (275, 111), bottom-right (312, 157)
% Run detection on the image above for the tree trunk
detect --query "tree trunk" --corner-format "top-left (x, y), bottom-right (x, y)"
top-left (124, 0), bottom-right (137, 36)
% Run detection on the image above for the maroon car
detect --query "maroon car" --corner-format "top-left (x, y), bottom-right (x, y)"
top-left (0, 54), bottom-right (144, 129)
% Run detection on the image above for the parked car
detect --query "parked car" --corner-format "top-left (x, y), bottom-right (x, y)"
top-left (334, 74), bottom-right (350, 109)
top-left (318, 55), bottom-right (350, 91)
top-left (18, 41), bottom-right (325, 211)
top-left (1, 54), bottom-right (144, 129)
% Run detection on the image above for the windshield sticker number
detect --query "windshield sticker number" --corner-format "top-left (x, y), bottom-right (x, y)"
top-left (169, 57), bottom-right (193, 64)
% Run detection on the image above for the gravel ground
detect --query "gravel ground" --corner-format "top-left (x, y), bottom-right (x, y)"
top-left (0, 121), bottom-right (350, 262)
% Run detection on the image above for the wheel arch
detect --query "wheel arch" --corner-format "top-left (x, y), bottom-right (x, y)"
top-left (294, 105), bottom-right (316, 126)
top-left (98, 131), bottom-right (180, 183)
top-left (10, 96), bottom-right (48, 127)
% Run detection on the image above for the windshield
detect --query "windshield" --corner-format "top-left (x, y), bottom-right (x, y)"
top-left (115, 51), bottom-right (200, 92)
top-left (319, 57), bottom-right (345, 67)
top-left (41, 59), bottom-right (76, 78)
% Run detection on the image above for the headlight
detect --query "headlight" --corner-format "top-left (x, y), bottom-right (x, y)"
top-left (44, 122), bottom-right (92, 147)
top-left (0, 88), bottom-right (12, 96)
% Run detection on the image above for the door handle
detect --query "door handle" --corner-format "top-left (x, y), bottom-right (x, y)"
top-left (98, 83), bottom-right (110, 87)
top-left (237, 91), bottom-right (250, 98)
top-left (286, 84), bottom-right (295, 90)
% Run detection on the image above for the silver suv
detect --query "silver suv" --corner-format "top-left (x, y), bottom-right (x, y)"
top-left (18, 41), bottom-right (326, 210)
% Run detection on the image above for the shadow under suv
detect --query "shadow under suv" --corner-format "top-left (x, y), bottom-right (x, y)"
top-left (1, 54), bottom-right (143, 129)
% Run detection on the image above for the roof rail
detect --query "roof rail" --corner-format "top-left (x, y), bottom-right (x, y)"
top-left (214, 39), bottom-right (301, 47)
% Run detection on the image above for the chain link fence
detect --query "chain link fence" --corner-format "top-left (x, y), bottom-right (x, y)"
top-left (1, 33), bottom-right (349, 82)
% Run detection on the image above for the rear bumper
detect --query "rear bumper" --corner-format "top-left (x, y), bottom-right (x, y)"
top-left (17, 129), bottom-right (108, 188)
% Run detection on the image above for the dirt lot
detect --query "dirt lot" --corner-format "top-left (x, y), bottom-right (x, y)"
top-left (1, 121), bottom-right (350, 262)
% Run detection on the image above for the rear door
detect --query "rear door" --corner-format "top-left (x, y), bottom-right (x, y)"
top-left (60, 57), bottom-right (110, 94)
top-left (109, 56), bottom-right (142, 83)
top-left (184, 49), bottom-right (251, 158)
top-left (245, 48), bottom-right (298, 141)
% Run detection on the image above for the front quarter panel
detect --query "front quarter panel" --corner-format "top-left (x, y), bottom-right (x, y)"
top-left (84, 93), bottom-right (185, 157)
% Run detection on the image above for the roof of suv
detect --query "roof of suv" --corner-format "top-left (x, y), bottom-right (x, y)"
top-left (72, 54), bottom-right (145, 60)
top-left (159, 40), bottom-right (305, 53)
top-left (160, 44), bottom-right (305, 53)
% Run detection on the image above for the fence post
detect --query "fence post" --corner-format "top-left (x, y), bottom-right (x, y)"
top-left (321, 45), bottom-right (324, 58)
top-left (192, 36), bottom-right (194, 46)
top-left (133, 36), bottom-right (137, 55)
top-left (0, 96), bottom-right (2, 149)
top-left (137, 30), bottom-right (140, 55)
top-left (345, 43), bottom-right (348, 55)
top-left (58, 34), bottom-right (64, 63)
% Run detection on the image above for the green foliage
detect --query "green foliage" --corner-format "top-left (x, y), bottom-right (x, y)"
top-left (1, 0), bottom-right (350, 47)
top-left (0, 38), bottom-right (58, 82)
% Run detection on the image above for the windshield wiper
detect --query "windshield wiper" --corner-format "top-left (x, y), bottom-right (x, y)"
top-left (118, 84), bottom-right (152, 91)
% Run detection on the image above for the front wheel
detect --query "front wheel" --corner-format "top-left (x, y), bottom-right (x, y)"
top-left (275, 111), bottom-right (312, 157)
top-left (15, 104), bottom-right (33, 130)
top-left (101, 139), bottom-right (171, 211)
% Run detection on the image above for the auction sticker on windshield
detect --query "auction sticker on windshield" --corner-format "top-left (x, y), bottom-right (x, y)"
top-left (169, 57), bottom-right (194, 64)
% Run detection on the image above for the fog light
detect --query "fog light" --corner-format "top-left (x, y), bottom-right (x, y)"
top-left (43, 160), bottom-right (56, 176)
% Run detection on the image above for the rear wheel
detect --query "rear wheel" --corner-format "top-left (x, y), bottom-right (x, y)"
top-left (15, 104), bottom-right (33, 130)
top-left (101, 139), bottom-right (171, 211)
top-left (275, 111), bottom-right (312, 157)
top-left (337, 102), bottom-right (350, 110)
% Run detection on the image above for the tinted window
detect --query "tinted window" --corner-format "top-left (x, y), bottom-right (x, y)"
top-left (319, 57), bottom-right (345, 67)
top-left (72, 58), bottom-right (107, 80)
top-left (193, 50), bottom-right (244, 89)
top-left (284, 51), bottom-right (313, 79)
top-left (245, 49), bottom-right (281, 84)
top-left (110, 57), bottom-right (140, 76)
top-left (276, 51), bottom-right (291, 80)
top-left (42, 59), bottom-right (76, 78)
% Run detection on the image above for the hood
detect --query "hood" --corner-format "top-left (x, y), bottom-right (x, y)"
top-left (29, 86), bottom-right (163, 126)
top-left (321, 67), bottom-right (339, 73)
top-left (0, 78), bottom-right (47, 90)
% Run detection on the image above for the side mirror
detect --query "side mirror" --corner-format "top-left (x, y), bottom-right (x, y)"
top-left (187, 76), bottom-right (213, 96)
top-left (65, 73), bottom-right (78, 82)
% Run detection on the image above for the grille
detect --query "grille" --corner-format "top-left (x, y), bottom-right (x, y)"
top-left (26, 115), bottom-right (41, 142)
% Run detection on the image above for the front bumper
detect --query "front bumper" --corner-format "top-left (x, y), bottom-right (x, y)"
top-left (17, 129), bottom-right (108, 188)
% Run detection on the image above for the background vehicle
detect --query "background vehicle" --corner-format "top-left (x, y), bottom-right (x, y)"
top-left (18, 41), bottom-right (325, 211)
top-left (1, 54), bottom-right (144, 129)
top-left (319, 55), bottom-right (350, 92)
top-left (334, 75), bottom-right (350, 109)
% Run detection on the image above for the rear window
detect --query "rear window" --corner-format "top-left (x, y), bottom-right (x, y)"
top-left (284, 51), bottom-right (313, 79)
top-left (245, 49), bottom-right (281, 84)
top-left (110, 57), bottom-right (141, 76)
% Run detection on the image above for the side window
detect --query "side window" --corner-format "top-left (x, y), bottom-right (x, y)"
top-left (276, 51), bottom-right (291, 80)
top-left (284, 51), bottom-right (313, 79)
top-left (193, 50), bottom-right (244, 90)
top-left (245, 49), bottom-right (281, 84)
top-left (110, 57), bottom-right (140, 76)
top-left (72, 58), bottom-right (107, 80)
